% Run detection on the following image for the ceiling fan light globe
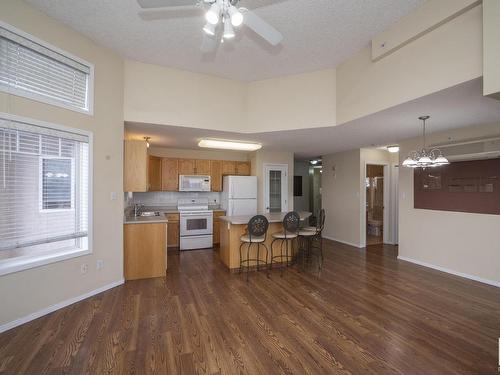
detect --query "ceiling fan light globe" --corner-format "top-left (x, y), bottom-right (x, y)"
top-left (223, 18), bottom-right (235, 39)
top-left (229, 7), bottom-right (243, 26)
top-left (205, 2), bottom-right (221, 25)
top-left (203, 22), bottom-right (216, 36)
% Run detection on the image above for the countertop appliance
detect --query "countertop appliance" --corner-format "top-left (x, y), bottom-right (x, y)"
top-left (221, 176), bottom-right (258, 216)
top-left (179, 175), bottom-right (211, 192)
top-left (178, 198), bottom-right (213, 250)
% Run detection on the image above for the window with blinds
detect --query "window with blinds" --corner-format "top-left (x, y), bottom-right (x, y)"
top-left (0, 115), bottom-right (91, 274)
top-left (0, 23), bottom-right (93, 113)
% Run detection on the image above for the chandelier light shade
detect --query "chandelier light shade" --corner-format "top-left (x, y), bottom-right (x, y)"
top-left (402, 116), bottom-right (450, 168)
top-left (205, 1), bottom-right (222, 25)
top-left (204, 1), bottom-right (244, 39)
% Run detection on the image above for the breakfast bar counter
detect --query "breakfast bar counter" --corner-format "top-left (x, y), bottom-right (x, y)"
top-left (218, 211), bottom-right (312, 270)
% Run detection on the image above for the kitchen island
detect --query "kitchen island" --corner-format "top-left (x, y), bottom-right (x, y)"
top-left (218, 212), bottom-right (312, 271)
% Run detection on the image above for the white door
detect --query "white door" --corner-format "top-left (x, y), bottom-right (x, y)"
top-left (228, 199), bottom-right (258, 216)
top-left (264, 164), bottom-right (288, 213)
top-left (228, 176), bottom-right (257, 199)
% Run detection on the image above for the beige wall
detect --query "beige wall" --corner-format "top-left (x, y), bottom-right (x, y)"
top-left (124, 60), bottom-right (247, 132)
top-left (247, 69), bottom-right (336, 132)
top-left (483, 0), bottom-right (500, 99)
top-left (0, 0), bottom-right (124, 327)
top-left (398, 122), bottom-right (500, 285)
top-left (250, 150), bottom-right (294, 213)
top-left (148, 146), bottom-right (249, 161)
top-left (322, 150), bottom-right (361, 246)
top-left (336, 4), bottom-right (483, 124)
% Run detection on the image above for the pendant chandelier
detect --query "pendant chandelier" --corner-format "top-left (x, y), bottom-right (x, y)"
top-left (402, 116), bottom-right (450, 168)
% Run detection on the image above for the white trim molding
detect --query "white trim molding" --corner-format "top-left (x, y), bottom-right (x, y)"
top-left (0, 279), bottom-right (124, 333)
top-left (397, 256), bottom-right (500, 288)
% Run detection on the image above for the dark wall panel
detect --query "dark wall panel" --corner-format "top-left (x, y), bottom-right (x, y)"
top-left (414, 158), bottom-right (500, 215)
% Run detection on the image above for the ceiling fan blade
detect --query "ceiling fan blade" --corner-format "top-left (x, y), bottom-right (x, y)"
top-left (242, 9), bottom-right (283, 46)
top-left (137, 0), bottom-right (195, 9)
top-left (200, 33), bottom-right (219, 54)
top-left (242, 0), bottom-right (291, 10)
top-left (139, 6), bottom-right (202, 21)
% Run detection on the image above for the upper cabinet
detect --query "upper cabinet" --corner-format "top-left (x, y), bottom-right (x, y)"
top-left (195, 159), bottom-right (211, 175)
top-left (222, 160), bottom-right (236, 175)
top-left (124, 140), bottom-right (148, 192)
top-left (210, 160), bottom-right (222, 192)
top-left (236, 161), bottom-right (251, 176)
top-left (161, 158), bottom-right (178, 191)
top-left (124, 145), bottom-right (251, 192)
top-left (178, 159), bottom-right (195, 175)
top-left (148, 156), bottom-right (162, 191)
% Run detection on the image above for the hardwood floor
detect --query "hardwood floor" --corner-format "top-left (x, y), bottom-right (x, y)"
top-left (1, 240), bottom-right (499, 374)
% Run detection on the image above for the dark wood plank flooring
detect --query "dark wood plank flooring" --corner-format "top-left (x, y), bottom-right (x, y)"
top-left (1, 240), bottom-right (499, 374)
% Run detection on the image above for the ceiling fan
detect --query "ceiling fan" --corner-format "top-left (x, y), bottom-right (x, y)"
top-left (137, 0), bottom-right (284, 53)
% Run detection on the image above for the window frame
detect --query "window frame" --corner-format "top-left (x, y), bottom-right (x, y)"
top-left (0, 112), bottom-right (93, 276)
top-left (38, 156), bottom-right (76, 213)
top-left (0, 21), bottom-right (95, 115)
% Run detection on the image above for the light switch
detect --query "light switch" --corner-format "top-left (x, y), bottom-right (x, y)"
top-left (110, 192), bottom-right (117, 200)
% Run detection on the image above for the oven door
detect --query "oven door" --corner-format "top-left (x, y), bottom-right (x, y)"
top-left (180, 212), bottom-right (213, 237)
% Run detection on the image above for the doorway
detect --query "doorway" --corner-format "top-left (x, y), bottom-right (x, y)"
top-left (264, 164), bottom-right (288, 213)
top-left (366, 164), bottom-right (384, 246)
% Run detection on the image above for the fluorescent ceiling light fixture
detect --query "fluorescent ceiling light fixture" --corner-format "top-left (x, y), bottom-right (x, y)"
top-left (387, 145), bottom-right (400, 153)
top-left (198, 139), bottom-right (262, 151)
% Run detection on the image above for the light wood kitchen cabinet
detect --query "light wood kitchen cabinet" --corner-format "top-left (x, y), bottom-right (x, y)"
top-left (236, 161), bottom-right (251, 176)
top-left (213, 210), bottom-right (225, 245)
top-left (124, 140), bottom-right (148, 192)
top-left (221, 160), bottom-right (236, 175)
top-left (166, 213), bottom-right (180, 248)
top-left (148, 156), bottom-right (162, 191)
top-left (178, 159), bottom-right (195, 175)
top-left (161, 158), bottom-right (179, 191)
top-left (195, 159), bottom-right (211, 175)
top-left (210, 160), bottom-right (222, 192)
top-left (124, 223), bottom-right (167, 280)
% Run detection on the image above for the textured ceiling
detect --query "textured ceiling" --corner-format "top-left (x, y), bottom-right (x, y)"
top-left (26, 0), bottom-right (425, 81)
top-left (125, 79), bottom-right (500, 158)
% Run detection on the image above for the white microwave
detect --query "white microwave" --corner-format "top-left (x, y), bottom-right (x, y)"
top-left (179, 175), bottom-right (211, 192)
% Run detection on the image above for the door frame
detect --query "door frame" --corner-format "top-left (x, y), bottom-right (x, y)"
top-left (263, 163), bottom-right (288, 213)
top-left (361, 162), bottom-right (391, 247)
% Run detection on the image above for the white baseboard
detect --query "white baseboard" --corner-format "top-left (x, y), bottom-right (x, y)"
top-left (322, 236), bottom-right (363, 249)
top-left (0, 279), bottom-right (124, 333)
top-left (397, 256), bottom-right (500, 288)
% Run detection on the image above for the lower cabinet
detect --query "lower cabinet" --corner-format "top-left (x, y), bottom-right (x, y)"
top-left (213, 210), bottom-right (225, 245)
top-left (166, 213), bottom-right (180, 248)
top-left (124, 223), bottom-right (167, 280)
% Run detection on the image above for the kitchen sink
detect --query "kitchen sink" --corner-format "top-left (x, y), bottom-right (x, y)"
top-left (139, 211), bottom-right (161, 217)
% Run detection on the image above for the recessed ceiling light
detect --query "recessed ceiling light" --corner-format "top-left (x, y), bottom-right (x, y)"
top-left (387, 145), bottom-right (400, 153)
top-left (198, 139), bottom-right (262, 151)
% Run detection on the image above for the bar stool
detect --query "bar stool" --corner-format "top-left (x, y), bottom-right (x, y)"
top-left (270, 211), bottom-right (300, 275)
top-left (239, 215), bottom-right (270, 281)
top-left (298, 209), bottom-right (325, 270)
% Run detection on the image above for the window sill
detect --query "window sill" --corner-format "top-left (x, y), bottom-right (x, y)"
top-left (0, 248), bottom-right (91, 277)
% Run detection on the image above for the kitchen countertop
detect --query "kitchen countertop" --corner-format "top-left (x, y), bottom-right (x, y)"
top-left (219, 211), bottom-right (312, 225)
top-left (124, 205), bottom-right (226, 224)
top-left (124, 213), bottom-right (169, 224)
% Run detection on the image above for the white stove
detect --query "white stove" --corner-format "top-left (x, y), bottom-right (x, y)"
top-left (177, 198), bottom-right (213, 250)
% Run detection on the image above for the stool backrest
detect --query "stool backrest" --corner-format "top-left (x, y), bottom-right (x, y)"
top-left (317, 208), bottom-right (326, 233)
top-left (248, 215), bottom-right (269, 241)
top-left (283, 211), bottom-right (300, 234)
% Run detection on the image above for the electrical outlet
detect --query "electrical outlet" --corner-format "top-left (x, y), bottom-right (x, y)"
top-left (80, 263), bottom-right (88, 274)
top-left (96, 259), bottom-right (104, 270)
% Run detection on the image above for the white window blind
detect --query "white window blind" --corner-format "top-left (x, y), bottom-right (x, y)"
top-left (0, 24), bottom-right (92, 113)
top-left (0, 117), bottom-right (90, 263)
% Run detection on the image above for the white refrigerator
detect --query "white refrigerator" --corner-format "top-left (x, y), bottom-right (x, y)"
top-left (221, 176), bottom-right (258, 216)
